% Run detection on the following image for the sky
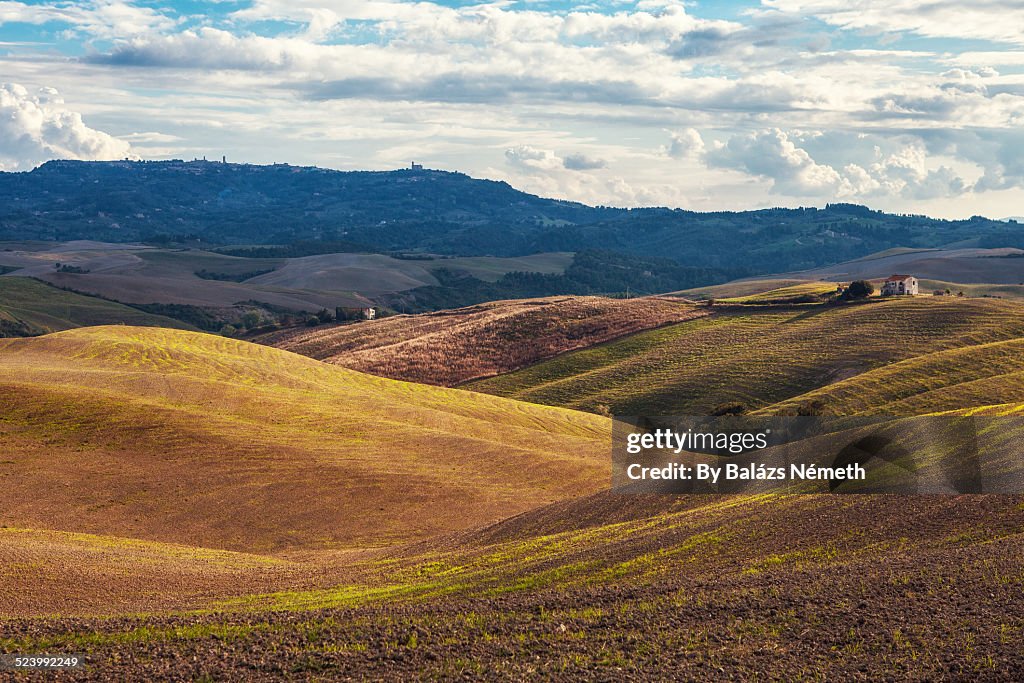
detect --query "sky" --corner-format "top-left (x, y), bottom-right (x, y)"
top-left (1, 1), bottom-right (1023, 218)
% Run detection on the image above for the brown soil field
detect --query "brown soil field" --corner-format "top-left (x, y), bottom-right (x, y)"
top-left (254, 296), bottom-right (707, 386)
top-left (0, 529), bottom-right (314, 618)
top-left (1, 494), bottom-right (1020, 679)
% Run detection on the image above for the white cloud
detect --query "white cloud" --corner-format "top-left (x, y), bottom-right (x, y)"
top-left (2, 0), bottom-right (1023, 215)
top-left (0, 83), bottom-right (134, 170)
top-left (666, 128), bottom-right (705, 159)
top-left (0, 1), bottom-right (176, 40)
top-left (763, 0), bottom-right (1024, 46)
top-left (707, 128), bottom-right (843, 195)
top-left (704, 128), bottom-right (969, 200)
top-left (505, 144), bottom-right (563, 171)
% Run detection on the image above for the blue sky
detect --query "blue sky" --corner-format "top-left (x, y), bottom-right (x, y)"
top-left (1, 1), bottom-right (1023, 217)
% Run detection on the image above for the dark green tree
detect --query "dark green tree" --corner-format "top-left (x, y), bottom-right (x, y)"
top-left (846, 280), bottom-right (874, 299)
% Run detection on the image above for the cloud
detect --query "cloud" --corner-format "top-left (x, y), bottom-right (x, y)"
top-left (763, 0), bottom-right (1024, 46)
top-left (0, 1), bottom-right (176, 40)
top-left (707, 128), bottom-right (843, 195)
top-left (4, 0), bottom-right (1024, 215)
top-left (505, 145), bottom-right (563, 172)
top-left (120, 131), bottom-right (182, 143)
top-left (666, 128), bottom-right (705, 159)
top-left (563, 153), bottom-right (607, 171)
top-left (0, 83), bottom-right (133, 171)
top-left (704, 127), bottom-right (969, 199)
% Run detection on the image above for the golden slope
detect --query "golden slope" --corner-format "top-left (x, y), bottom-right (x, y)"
top-left (0, 326), bottom-right (608, 553)
top-left (470, 297), bottom-right (1024, 415)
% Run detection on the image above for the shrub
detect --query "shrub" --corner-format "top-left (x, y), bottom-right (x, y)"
top-left (242, 311), bottom-right (262, 329)
top-left (845, 280), bottom-right (874, 299)
top-left (797, 400), bottom-right (826, 416)
top-left (711, 402), bottom-right (747, 416)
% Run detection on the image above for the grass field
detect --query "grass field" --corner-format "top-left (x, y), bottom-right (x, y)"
top-left (673, 278), bottom-right (810, 300)
top-left (717, 281), bottom-right (839, 303)
top-left (256, 296), bottom-right (706, 386)
top-left (2, 301), bottom-right (1023, 679)
top-left (0, 527), bottom-right (306, 617)
top-left (761, 335), bottom-right (1024, 416)
top-left (468, 297), bottom-right (1024, 415)
top-left (916, 278), bottom-right (1024, 299)
top-left (0, 326), bottom-right (608, 559)
top-left (0, 277), bottom-right (194, 336)
top-left (437, 252), bottom-right (574, 282)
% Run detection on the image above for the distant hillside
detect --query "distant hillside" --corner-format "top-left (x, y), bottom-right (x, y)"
top-left (779, 246), bottom-right (1024, 285)
top-left (0, 277), bottom-right (194, 336)
top-left (0, 241), bottom-right (725, 321)
top-left (468, 297), bottom-right (1024, 415)
top-left (2, 161), bottom-right (1022, 276)
top-left (0, 326), bottom-right (607, 553)
top-left (255, 296), bottom-right (707, 386)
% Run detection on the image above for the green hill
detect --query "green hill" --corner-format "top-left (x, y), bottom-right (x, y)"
top-left (467, 298), bottom-right (1024, 415)
top-left (2, 313), bottom-right (1023, 680)
top-left (0, 277), bottom-right (195, 336)
top-left (761, 336), bottom-right (1024, 416)
top-left (3, 161), bottom-right (1021, 276)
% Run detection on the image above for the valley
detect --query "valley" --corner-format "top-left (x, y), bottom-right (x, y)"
top-left (1, 290), bottom-right (1022, 679)
top-left (3, 169), bottom-right (1024, 679)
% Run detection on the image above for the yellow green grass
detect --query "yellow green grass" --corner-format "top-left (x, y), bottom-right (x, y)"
top-left (468, 297), bottom-right (1024, 415)
top-left (761, 336), bottom-right (1024, 416)
top-left (718, 281), bottom-right (839, 303)
top-left (0, 277), bottom-right (193, 335)
top-left (0, 527), bottom-right (301, 617)
top-left (0, 326), bottom-right (609, 555)
top-left (212, 492), bottom-right (1024, 613)
top-left (672, 278), bottom-right (809, 300)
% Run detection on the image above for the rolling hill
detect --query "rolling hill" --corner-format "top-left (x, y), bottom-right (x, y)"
top-left (467, 297), bottom-right (1024, 415)
top-left (1, 303), bottom-right (1022, 679)
top-left (0, 241), bottom-right (377, 313)
top-left (787, 246), bottom-right (1024, 284)
top-left (677, 246), bottom-right (1024, 304)
top-left (255, 296), bottom-right (707, 386)
top-left (760, 335), bottom-right (1024, 417)
top-left (0, 326), bottom-right (608, 554)
top-left (0, 277), bottom-right (194, 336)
top-left (7, 491), bottom-right (1021, 677)
top-left (0, 241), bottom-right (589, 324)
top-left (3, 161), bottom-right (1022, 277)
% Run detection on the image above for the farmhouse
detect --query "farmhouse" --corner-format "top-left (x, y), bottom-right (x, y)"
top-left (881, 274), bottom-right (918, 296)
top-left (336, 306), bottom-right (377, 321)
